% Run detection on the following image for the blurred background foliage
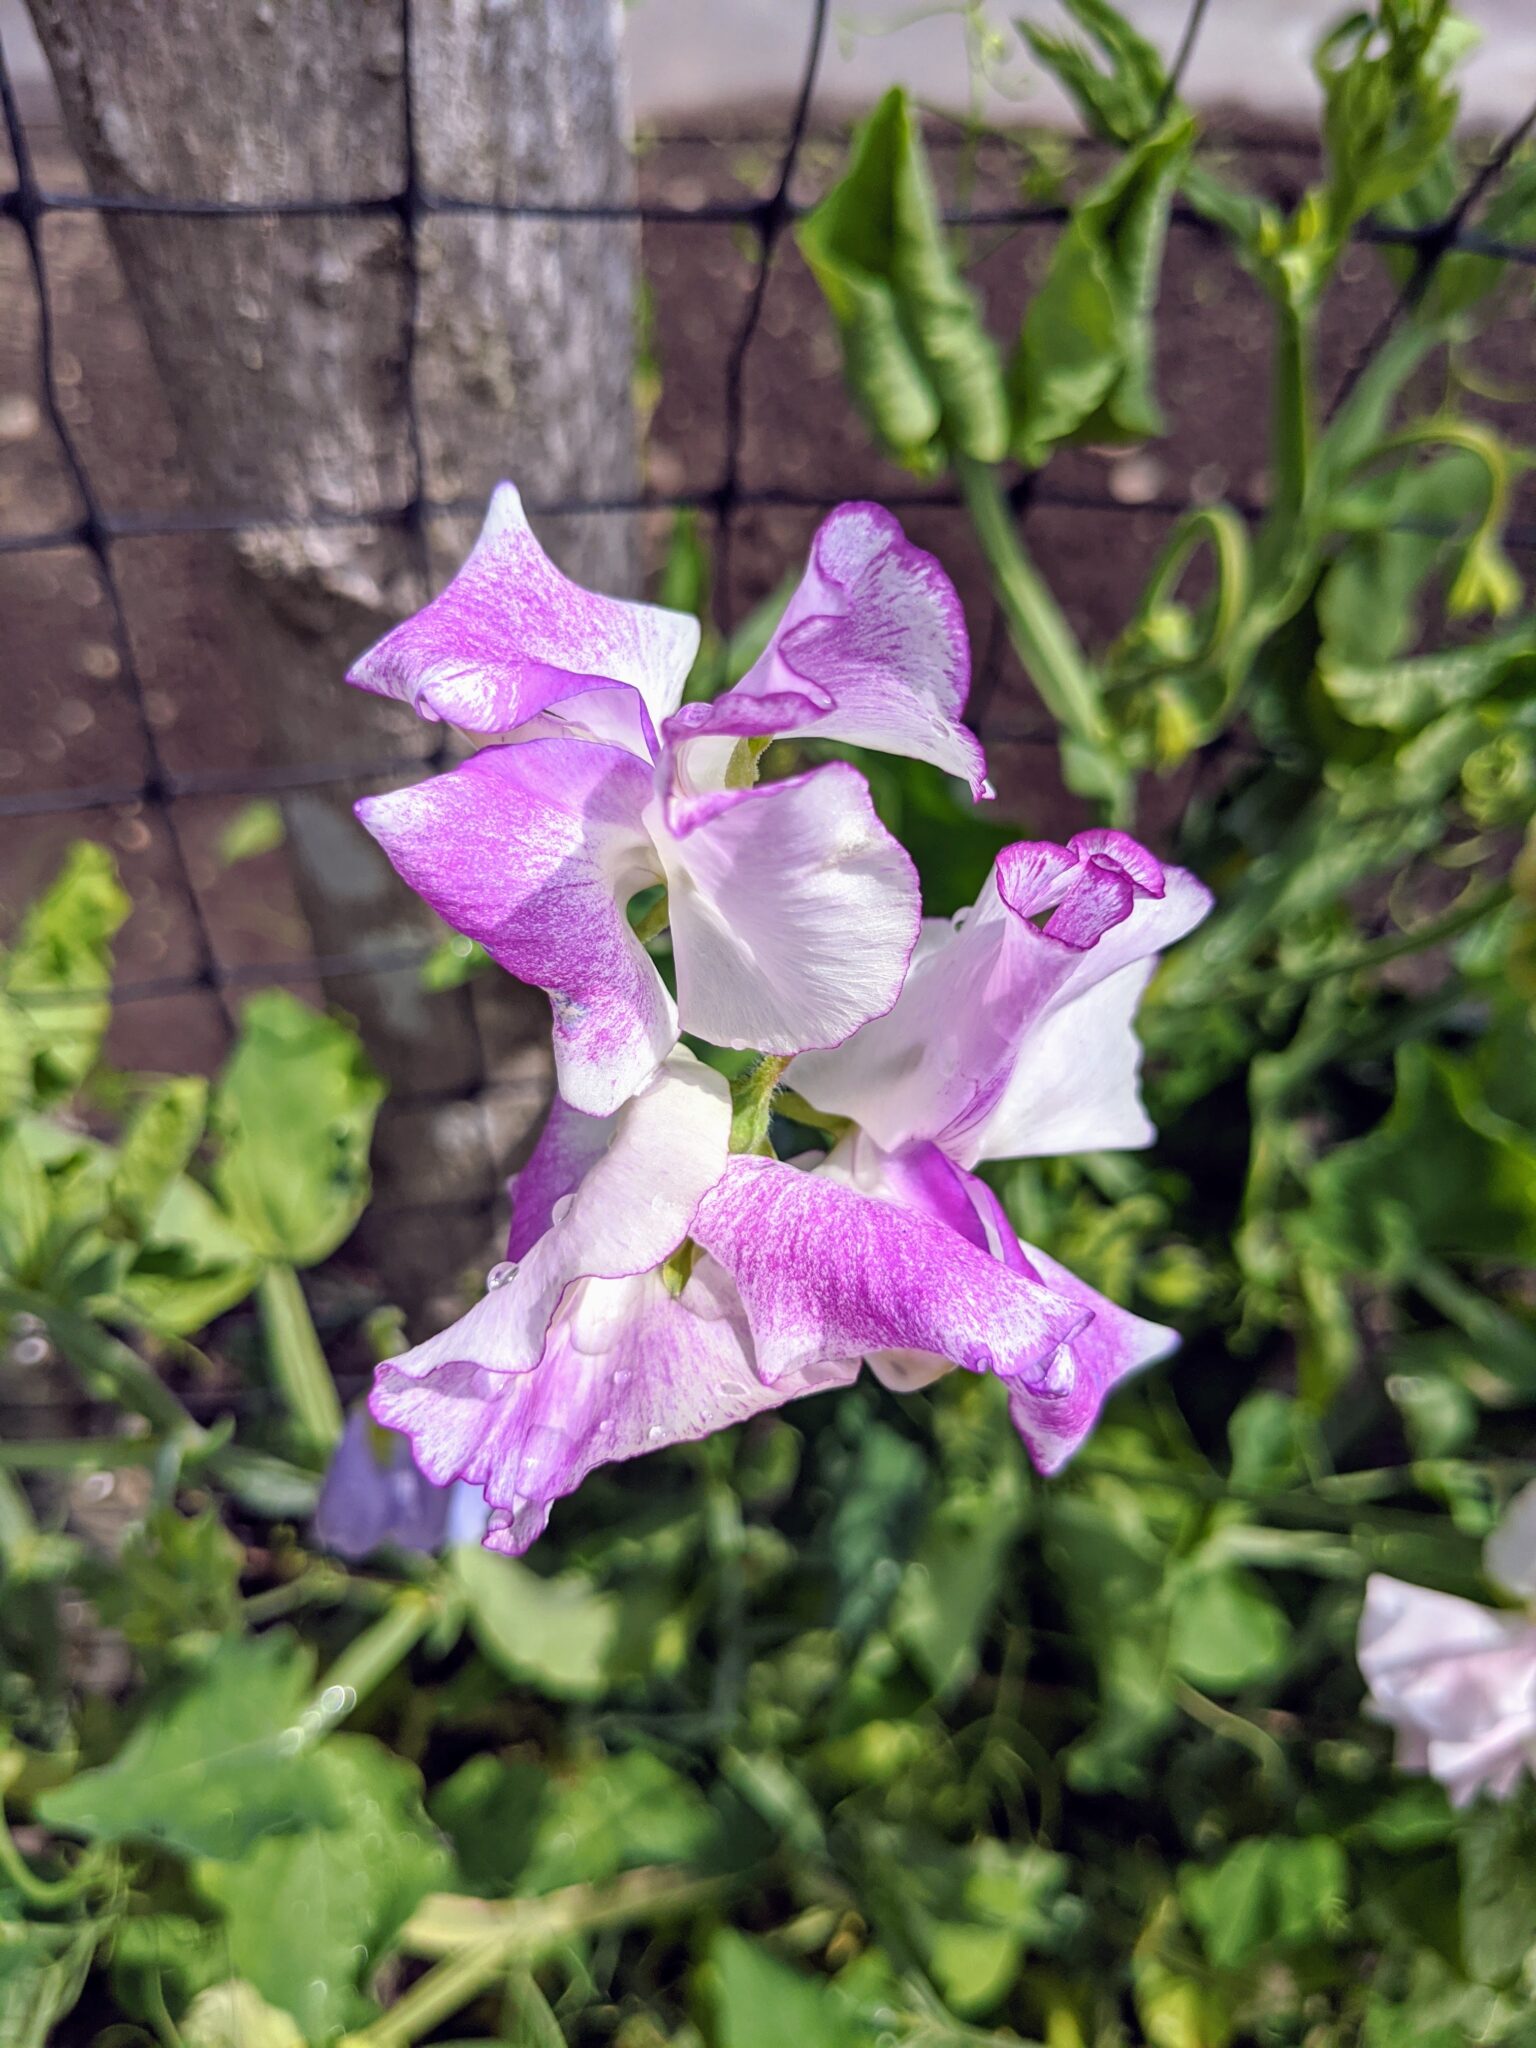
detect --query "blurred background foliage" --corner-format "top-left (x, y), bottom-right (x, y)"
top-left (6, 2), bottom-right (1536, 2043)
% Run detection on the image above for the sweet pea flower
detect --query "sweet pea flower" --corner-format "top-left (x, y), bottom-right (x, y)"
top-left (1358, 1482), bottom-right (1536, 1806)
top-left (350, 486), bottom-right (984, 1115)
top-left (368, 943), bottom-right (1187, 1557)
top-left (313, 1405), bottom-right (489, 1561)
top-left (734, 829), bottom-right (1214, 1449)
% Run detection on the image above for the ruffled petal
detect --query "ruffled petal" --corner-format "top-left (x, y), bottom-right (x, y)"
top-left (654, 759), bottom-right (920, 1056)
top-left (372, 1265), bottom-right (858, 1555)
top-left (690, 1153), bottom-right (1090, 1389)
top-left (357, 738), bottom-right (674, 1116)
top-left (664, 502), bottom-right (987, 797)
top-left (378, 1050), bottom-right (730, 1381)
top-left (829, 1135), bottom-right (1176, 1470)
top-left (347, 482), bottom-right (698, 755)
top-left (790, 832), bottom-right (1212, 1165)
top-left (1358, 1573), bottom-right (1536, 1805)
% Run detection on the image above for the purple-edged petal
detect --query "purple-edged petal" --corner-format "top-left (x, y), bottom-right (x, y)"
top-left (653, 758), bottom-right (920, 1056)
top-left (313, 1406), bottom-right (457, 1560)
top-left (690, 1153), bottom-right (1090, 1388)
top-left (380, 1050), bottom-right (730, 1382)
top-left (372, 1265), bottom-right (858, 1556)
top-left (358, 737), bottom-right (673, 1116)
top-left (507, 1095), bottom-right (616, 1261)
top-left (828, 1134), bottom-right (1176, 1469)
top-left (347, 482), bottom-right (698, 754)
top-left (996, 1236), bottom-right (1178, 1474)
top-left (664, 502), bottom-right (988, 797)
top-left (790, 832), bottom-right (1212, 1165)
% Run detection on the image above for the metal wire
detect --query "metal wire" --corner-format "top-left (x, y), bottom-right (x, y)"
top-left (1, 6), bottom-right (1534, 1077)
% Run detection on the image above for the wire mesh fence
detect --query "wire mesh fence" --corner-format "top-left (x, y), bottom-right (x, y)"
top-left (2, 0), bottom-right (1534, 1237)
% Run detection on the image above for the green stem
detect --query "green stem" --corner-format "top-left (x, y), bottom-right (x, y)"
top-left (1228, 880), bottom-right (1512, 998)
top-left (0, 1286), bottom-right (205, 1450)
top-left (0, 1436), bottom-right (159, 1473)
top-left (0, 1800), bottom-right (109, 1908)
top-left (308, 1592), bottom-right (437, 1728)
top-left (349, 1867), bottom-right (731, 2046)
top-left (954, 453), bottom-right (1126, 816)
top-left (257, 1263), bottom-right (343, 1458)
top-left (0, 1465), bottom-right (37, 1548)
top-left (630, 890), bottom-right (671, 944)
top-left (729, 1053), bottom-right (793, 1156)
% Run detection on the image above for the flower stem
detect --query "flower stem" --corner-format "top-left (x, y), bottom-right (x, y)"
top-left (305, 1591), bottom-right (437, 1731)
top-left (257, 1262), bottom-right (343, 1460)
top-left (954, 452), bottom-right (1129, 819)
top-left (729, 1052), bottom-right (793, 1156)
top-left (346, 1867), bottom-right (732, 2045)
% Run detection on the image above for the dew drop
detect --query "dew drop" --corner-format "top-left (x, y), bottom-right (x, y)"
top-left (646, 1424), bottom-right (664, 1441)
top-left (486, 1260), bottom-right (518, 1290)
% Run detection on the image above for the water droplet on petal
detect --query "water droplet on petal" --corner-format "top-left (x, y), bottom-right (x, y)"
top-left (646, 1424), bottom-right (664, 1442)
top-left (487, 1260), bottom-right (518, 1290)
top-left (612, 1367), bottom-right (631, 1387)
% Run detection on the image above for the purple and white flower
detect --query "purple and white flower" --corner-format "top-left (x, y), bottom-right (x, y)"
top-left (345, 485), bottom-right (1215, 1556)
top-left (352, 488), bottom-right (980, 1116)
top-left (367, 830), bottom-right (1207, 1549)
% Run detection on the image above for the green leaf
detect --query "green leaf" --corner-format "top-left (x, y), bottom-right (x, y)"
top-left (891, 1451), bottom-right (1025, 1696)
top-left (797, 87), bottom-right (1007, 471)
top-left (451, 1542), bottom-right (621, 1700)
top-left (892, 1833), bottom-right (1072, 2018)
top-left (1010, 112), bottom-right (1194, 466)
top-left (1316, 1), bottom-right (1470, 241)
top-left (37, 1630), bottom-right (338, 1860)
top-left (1167, 1566), bottom-right (1290, 1693)
top-left (1017, 0), bottom-right (1168, 144)
top-left (433, 1746), bottom-right (730, 1899)
top-left (1308, 1043), bottom-right (1536, 1276)
top-left (108, 1076), bottom-right (209, 1239)
top-left (116, 1171), bottom-right (265, 1337)
top-left (1, 842), bottom-right (129, 1107)
top-left (195, 1736), bottom-right (448, 2042)
top-left (1458, 1798), bottom-right (1536, 1989)
top-left (0, 1921), bottom-right (97, 2048)
top-left (216, 799), bottom-right (286, 866)
top-left (707, 1929), bottom-right (862, 2048)
top-left (211, 990), bottom-right (383, 1266)
top-left (1181, 1836), bottom-right (1349, 1968)
top-left (823, 1414), bottom-right (927, 1641)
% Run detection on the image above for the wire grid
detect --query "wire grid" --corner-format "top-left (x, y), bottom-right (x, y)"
top-left (0, 0), bottom-right (1533, 1036)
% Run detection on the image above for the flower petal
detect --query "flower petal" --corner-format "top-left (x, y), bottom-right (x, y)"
top-left (664, 502), bottom-right (987, 797)
top-left (379, 1050), bottom-right (730, 1382)
top-left (999, 1235), bottom-right (1178, 1472)
top-left (347, 482), bottom-right (698, 754)
top-left (313, 1406), bottom-right (456, 1560)
top-left (790, 834), bottom-right (1211, 1164)
top-left (829, 1135), bottom-right (1175, 1469)
top-left (654, 759), bottom-right (920, 1056)
top-left (357, 737), bottom-right (673, 1116)
top-left (372, 1265), bottom-right (857, 1555)
top-left (1484, 1479), bottom-right (1536, 1602)
top-left (1359, 1573), bottom-right (1536, 1805)
top-left (507, 1095), bottom-right (615, 1261)
top-left (690, 1153), bottom-right (1090, 1388)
